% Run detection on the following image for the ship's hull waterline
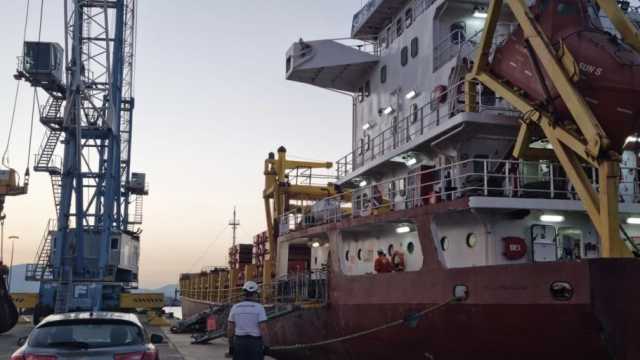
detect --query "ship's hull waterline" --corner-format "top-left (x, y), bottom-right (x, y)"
top-left (182, 203), bottom-right (640, 359)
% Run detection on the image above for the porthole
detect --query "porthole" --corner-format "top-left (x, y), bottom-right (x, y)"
top-left (550, 281), bottom-right (573, 301)
top-left (466, 233), bottom-right (478, 248)
top-left (345, 250), bottom-right (350, 262)
top-left (357, 248), bottom-right (363, 261)
top-left (388, 244), bottom-right (394, 256)
top-left (407, 242), bottom-right (415, 254)
top-left (401, 47), bottom-right (409, 67)
top-left (440, 236), bottom-right (449, 251)
top-left (380, 65), bottom-right (387, 84)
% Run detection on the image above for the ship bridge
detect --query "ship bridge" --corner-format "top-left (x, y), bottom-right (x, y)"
top-left (351, 0), bottom-right (412, 39)
top-left (285, 39), bottom-right (380, 92)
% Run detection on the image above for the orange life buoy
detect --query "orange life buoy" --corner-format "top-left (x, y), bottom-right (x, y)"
top-left (391, 250), bottom-right (406, 271)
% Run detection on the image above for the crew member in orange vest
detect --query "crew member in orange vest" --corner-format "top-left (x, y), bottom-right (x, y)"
top-left (374, 249), bottom-right (393, 273)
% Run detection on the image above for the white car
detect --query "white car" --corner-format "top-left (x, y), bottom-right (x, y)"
top-left (10, 312), bottom-right (163, 360)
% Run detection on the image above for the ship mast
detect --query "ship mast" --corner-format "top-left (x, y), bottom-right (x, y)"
top-left (229, 207), bottom-right (240, 248)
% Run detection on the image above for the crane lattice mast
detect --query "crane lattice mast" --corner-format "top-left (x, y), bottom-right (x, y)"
top-left (18, 0), bottom-right (147, 316)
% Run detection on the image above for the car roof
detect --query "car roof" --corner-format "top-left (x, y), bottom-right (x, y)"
top-left (38, 312), bottom-right (143, 328)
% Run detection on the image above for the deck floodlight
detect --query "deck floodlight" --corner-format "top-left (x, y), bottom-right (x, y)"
top-left (405, 90), bottom-right (418, 100)
top-left (359, 180), bottom-right (368, 187)
top-left (626, 217), bottom-right (640, 225)
top-left (540, 214), bottom-right (565, 223)
top-left (473, 6), bottom-right (488, 18)
top-left (406, 157), bottom-right (417, 166)
top-left (383, 106), bottom-right (395, 115)
top-left (396, 225), bottom-right (412, 234)
top-left (626, 136), bottom-right (640, 144)
top-left (312, 241), bottom-right (321, 248)
top-left (362, 122), bottom-right (373, 131)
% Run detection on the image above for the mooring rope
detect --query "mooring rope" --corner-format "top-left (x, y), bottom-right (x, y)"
top-left (269, 298), bottom-right (457, 351)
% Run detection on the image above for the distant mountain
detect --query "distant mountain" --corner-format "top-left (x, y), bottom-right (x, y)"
top-left (7, 264), bottom-right (40, 293)
top-left (135, 284), bottom-right (178, 299)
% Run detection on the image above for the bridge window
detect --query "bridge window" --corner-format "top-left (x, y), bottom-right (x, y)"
top-left (411, 37), bottom-right (419, 58)
top-left (358, 86), bottom-right (364, 102)
top-left (364, 80), bottom-right (371, 97)
top-left (397, 18), bottom-right (404, 37)
top-left (379, 33), bottom-right (387, 49)
top-left (386, 26), bottom-right (392, 48)
top-left (405, 8), bottom-right (414, 28)
top-left (411, 103), bottom-right (419, 123)
top-left (111, 237), bottom-right (119, 250)
top-left (380, 65), bottom-right (387, 84)
top-left (401, 47), bottom-right (409, 67)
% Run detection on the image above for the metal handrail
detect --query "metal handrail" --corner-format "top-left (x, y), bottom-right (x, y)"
top-left (280, 158), bottom-right (640, 235)
top-left (179, 270), bottom-right (329, 307)
top-left (335, 79), bottom-right (517, 180)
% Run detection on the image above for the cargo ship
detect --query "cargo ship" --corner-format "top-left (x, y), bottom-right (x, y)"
top-left (180, 0), bottom-right (640, 358)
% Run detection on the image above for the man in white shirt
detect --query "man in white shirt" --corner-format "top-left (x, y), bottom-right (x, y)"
top-left (227, 281), bottom-right (269, 360)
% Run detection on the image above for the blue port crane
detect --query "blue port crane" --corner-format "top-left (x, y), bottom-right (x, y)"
top-left (16, 0), bottom-right (147, 321)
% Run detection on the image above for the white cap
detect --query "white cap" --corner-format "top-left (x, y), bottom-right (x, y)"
top-left (242, 281), bottom-right (259, 293)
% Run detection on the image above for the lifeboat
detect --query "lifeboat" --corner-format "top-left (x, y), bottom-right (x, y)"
top-left (0, 263), bottom-right (18, 333)
top-left (490, 0), bottom-right (640, 151)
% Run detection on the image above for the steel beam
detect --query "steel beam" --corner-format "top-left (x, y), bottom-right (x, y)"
top-left (466, 0), bottom-right (633, 257)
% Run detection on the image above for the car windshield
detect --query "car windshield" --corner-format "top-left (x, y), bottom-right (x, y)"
top-left (29, 320), bottom-right (145, 349)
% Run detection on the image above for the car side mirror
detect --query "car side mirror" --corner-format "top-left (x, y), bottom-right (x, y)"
top-left (17, 337), bottom-right (27, 346)
top-left (150, 334), bottom-right (164, 344)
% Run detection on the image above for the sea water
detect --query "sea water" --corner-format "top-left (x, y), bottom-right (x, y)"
top-left (163, 306), bottom-right (182, 319)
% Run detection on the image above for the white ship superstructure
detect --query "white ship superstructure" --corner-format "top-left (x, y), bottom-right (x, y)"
top-left (283, 0), bottom-right (640, 271)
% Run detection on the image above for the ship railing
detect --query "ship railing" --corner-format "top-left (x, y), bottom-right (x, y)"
top-left (286, 166), bottom-right (337, 187)
top-left (178, 270), bottom-right (329, 307)
top-left (267, 270), bottom-right (328, 306)
top-left (434, 24), bottom-right (516, 71)
top-left (335, 79), bottom-right (518, 180)
top-left (333, 37), bottom-right (380, 56)
top-left (280, 158), bottom-right (640, 234)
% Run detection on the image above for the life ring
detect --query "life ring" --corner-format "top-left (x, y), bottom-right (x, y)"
top-left (432, 85), bottom-right (448, 104)
top-left (502, 237), bottom-right (528, 260)
top-left (391, 250), bottom-right (406, 271)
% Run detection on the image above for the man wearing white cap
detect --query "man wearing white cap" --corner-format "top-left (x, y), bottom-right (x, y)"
top-left (227, 281), bottom-right (269, 360)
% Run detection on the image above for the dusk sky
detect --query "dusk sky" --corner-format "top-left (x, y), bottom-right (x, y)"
top-left (0, 1), bottom-right (362, 288)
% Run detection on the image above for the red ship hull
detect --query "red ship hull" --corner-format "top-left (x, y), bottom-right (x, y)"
top-left (182, 201), bottom-right (640, 360)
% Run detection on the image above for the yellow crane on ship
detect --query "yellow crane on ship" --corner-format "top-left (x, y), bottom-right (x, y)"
top-left (465, 0), bottom-right (640, 257)
top-left (261, 146), bottom-right (343, 300)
